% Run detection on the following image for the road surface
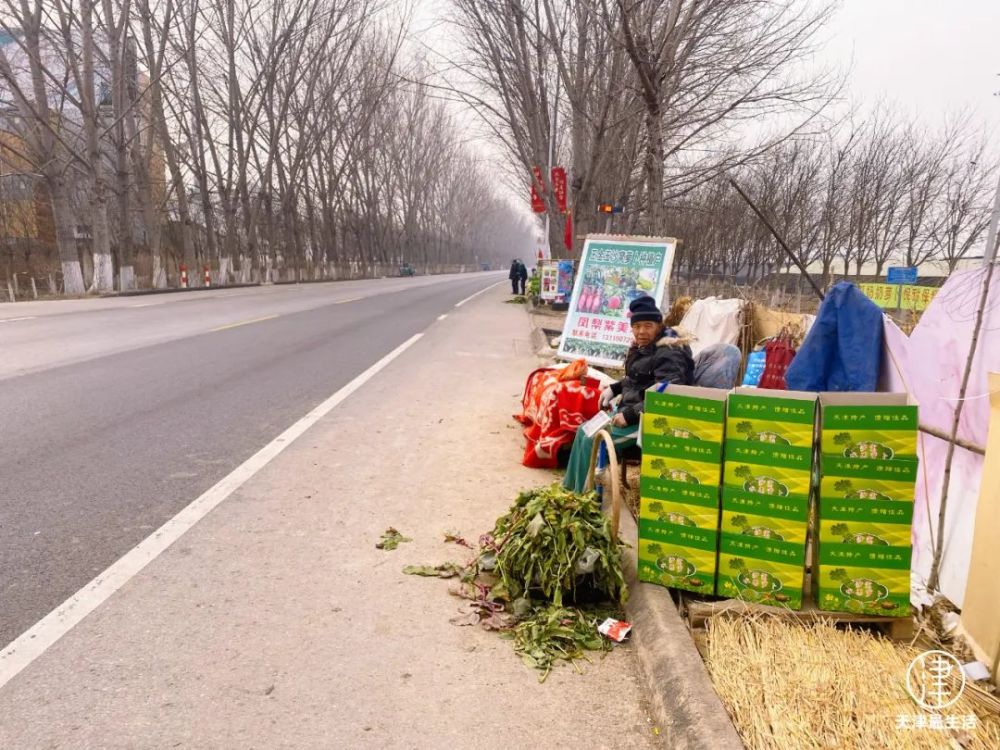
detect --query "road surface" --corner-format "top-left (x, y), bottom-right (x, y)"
top-left (0, 275), bottom-right (657, 748)
top-left (0, 274), bottom-right (500, 647)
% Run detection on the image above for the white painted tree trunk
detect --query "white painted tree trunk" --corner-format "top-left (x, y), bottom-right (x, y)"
top-left (91, 251), bottom-right (114, 292)
top-left (152, 254), bottom-right (167, 289)
top-left (119, 266), bottom-right (136, 291)
top-left (219, 256), bottom-right (233, 285)
top-left (62, 261), bottom-right (86, 295)
top-left (88, 185), bottom-right (114, 293)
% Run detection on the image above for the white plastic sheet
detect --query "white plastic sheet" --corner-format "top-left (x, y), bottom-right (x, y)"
top-left (677, 297), bottom-right (744, 357)
top-left (880, 268), bottom-right (1000, 607)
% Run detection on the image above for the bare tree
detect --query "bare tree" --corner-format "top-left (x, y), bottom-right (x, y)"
top-left (931, 134), bottom-right (997, 271)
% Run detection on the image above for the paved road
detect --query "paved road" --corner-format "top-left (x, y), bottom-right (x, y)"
top-left (0, 273), bottom-right (503, 647)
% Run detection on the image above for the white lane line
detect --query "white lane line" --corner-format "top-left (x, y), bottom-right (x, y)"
top-left (130, 303), bottom-right (158, 308)
top-left (209, 314), bottom-right (279, 333)
top-left (0, 332), bottom-right (424, 690)
top-left (0, 316), bottom-right (36, 323)
top-left (454, 281), bottom-right (503, 308)
top-left (437, 314), bottom-right (448, 321)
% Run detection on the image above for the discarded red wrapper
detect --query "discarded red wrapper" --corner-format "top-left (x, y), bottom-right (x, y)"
top-left (598, 618), bottom-right (632, 642)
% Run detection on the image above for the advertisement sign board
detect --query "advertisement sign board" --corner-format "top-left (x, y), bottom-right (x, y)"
top-left (557, 235), bottom-right (676, 367)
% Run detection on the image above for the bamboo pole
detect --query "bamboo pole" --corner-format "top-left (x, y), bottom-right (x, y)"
top-left (917, 423), bottom-right (986, 456)
top-left (728, 177), bottom-right (826, 302)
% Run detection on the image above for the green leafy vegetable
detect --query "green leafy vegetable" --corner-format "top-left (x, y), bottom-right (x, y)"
top-left (375, 527), bottom-right (412, 550)
top-left (403, 563), bottom-right (464, 578)
top-left (485, 485), bottom-right (628, 607)
top-left (504, 604), bottom-right (615, 682)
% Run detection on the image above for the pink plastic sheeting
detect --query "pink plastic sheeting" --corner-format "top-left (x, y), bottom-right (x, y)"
top-left (881, 267), bottom-right (1000, 607)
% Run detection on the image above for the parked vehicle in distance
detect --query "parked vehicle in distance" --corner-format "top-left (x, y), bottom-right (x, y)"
top-left (399, 263), bottom-right (416, 277)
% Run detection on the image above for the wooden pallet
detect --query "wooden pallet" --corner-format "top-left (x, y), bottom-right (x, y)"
top-left (684, 574), bottom-right (915, 643)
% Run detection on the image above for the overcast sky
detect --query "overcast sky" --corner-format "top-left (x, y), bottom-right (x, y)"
top-left (408, 0), bottom-right (1000, 239)
top-left (824, 0), bottom-right (1000, 132)
top-left (411, 0), bottom-right (1000, 134)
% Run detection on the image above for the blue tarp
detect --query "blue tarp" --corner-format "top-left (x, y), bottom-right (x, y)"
top-left (785, 282), bottom-right (884, 392)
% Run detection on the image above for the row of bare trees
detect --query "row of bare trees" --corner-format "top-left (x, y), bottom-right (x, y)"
top-left (444, 1), bottom-right (996, 276)
top-left (669, 110), bottom-right (998, 284)
top-left (444, 0), bottom-right (838, 258)
top-left (0, 0), bottom-right (532, 294)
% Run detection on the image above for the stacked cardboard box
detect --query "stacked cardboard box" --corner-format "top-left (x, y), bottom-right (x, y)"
top-left (638, 386), bottom-right (727, 595)
top-left (814, 393), bottom-right (919, 617)
top-left (715, 388), bottom-right (817, 609)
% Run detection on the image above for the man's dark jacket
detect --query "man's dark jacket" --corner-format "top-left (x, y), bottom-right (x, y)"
top-left (610, 331), bottom-right (695, 425)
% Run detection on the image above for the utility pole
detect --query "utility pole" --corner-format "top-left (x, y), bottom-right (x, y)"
top-left (544, 75), bottom-right (560, 261)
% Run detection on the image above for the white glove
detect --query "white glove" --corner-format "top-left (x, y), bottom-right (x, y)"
top-left (599, 386), bottom-right (616, 409)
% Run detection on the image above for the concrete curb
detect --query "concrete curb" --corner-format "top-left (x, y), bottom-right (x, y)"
top-left (100, 283), bottom-right (261, 298)
top-left (619, 509), bottom-right (745, 750)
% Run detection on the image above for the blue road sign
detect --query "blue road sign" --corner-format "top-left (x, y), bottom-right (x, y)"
top-left (887, 266), bottom-right (918, 285)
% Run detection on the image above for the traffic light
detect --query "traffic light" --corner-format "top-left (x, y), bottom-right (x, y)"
top-left (598, 203), bottom-right (614, 214)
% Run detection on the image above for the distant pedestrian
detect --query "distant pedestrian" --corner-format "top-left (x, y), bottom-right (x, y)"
top-left (516, 260), bottom-right (528, 295)
top-left (509, 259), bottom-right (521, 294)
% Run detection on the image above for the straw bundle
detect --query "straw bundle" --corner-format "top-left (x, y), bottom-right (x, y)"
top-left (705, 615), bottom-right (1000, 749)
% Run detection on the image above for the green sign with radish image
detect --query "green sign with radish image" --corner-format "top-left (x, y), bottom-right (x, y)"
top-left (557, 236), bottom-right (676, 367)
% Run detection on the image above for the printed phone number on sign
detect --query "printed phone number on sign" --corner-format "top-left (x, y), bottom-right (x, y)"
top-left (570, 330), bottom-right (634, 344)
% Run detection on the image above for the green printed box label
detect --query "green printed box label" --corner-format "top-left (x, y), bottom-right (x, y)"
top-left (727, 395), bottom-right (816, 449)
top-left (644, 434), bottom-right (723, 463)
top-left (643, 412), bottom-right (724, 443)
top-left (725, 441), bottom-right (813, 471)
top-left (640, 497), bottom-right (719, 531)
top-left (819, 496), bottom-right (913, 526)
top-left (726, 415), bottom-right (815, 449)
top-left (642, 453), bottom-right (722, 488)
top-left (638, 521), bottom-right (718, 595)
top-left (639, 519), bottom-right (718, 552)
top-left (645, 391), bottom-right (725, 424)
top-left (822, 405), bottom-right (918, 459)
top-left (815, 563), bottom-right (911, 617)
top-left (820, 456), bottom-right (918, 485)
top-left (638, 549), bottom-right (716, 595)
top-left (721, 509), bottom-right (807, 545)
top-left (722, 487), bottom-right (810, 524)
top-left (728, 394), bottom-right (816, 425)
top-left (818, 541), bottom-right (912, 570)
top-left (819, 473), bottom-right (916, 504)
top-left (641, 475), bottom-right (720, 510)
top-left (723, 458), bottom-right (812, 497)
top-left (818, 517), bottom-right (912, 548)
top-left (716, 533), bottom-right (806, 609)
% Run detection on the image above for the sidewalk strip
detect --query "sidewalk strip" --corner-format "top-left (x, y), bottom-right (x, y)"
top-left (454, 281), bottom-right (503, 308)
top-left (209, 314), bottom-right (279, 332)
top-left (0, 332), bottom-right (424, 690)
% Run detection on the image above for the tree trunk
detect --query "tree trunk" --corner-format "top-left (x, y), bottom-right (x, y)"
top-left (644, 105), bottom-right (665, 234)
top-left (48, 175), bottom-right (86, 294)
top-left (90, 182), bottom-right (114, 292)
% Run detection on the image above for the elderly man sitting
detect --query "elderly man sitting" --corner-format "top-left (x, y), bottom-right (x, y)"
top-left (563, 295), bottom-right (695, 493)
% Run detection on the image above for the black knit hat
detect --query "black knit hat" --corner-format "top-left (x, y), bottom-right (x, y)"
top-left (629, 295), bottom-right (662, 324)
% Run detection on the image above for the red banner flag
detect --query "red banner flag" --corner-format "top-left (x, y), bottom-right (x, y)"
top-left (530, 166), bottom-right (545, 213)
top-left (564, 210), bottom-right (573, 251)
top-left (551, 167), bottom-right (567, 213)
